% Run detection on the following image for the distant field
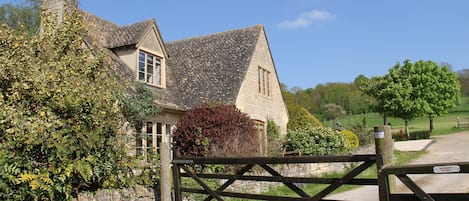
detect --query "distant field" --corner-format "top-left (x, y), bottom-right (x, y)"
top-left (332, 96), bottom-right (469, 136)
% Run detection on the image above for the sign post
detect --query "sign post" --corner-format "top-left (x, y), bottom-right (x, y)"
top-left (376, 125), bottom-right (394, 201)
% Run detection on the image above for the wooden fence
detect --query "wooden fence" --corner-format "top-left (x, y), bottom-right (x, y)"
top-left (172, 155), bottom-right (379, 201)
top-left (379, 162), bottom-right (469, 201)
top-left (170, 126), bottom-right (469, 201)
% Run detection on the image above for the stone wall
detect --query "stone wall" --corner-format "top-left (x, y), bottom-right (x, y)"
top-left (235, 27), bottom-right (289, 135)
top-left (74, 185), bottom-right (158, 201)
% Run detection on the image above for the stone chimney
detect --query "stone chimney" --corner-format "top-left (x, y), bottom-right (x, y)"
top-left (42, 0), bottom-right (77, 24)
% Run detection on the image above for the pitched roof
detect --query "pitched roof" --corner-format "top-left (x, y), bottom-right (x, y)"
top-left (105, 19), bottom-right (155, 49)
top-left (80, 8), bottom-right (263, 110)
top-left (80, 11), bottom-right (119, 47)
top-left (81, 11), bottom-right (155, 49)
top-left (80, 12), bottom-right (184, 110)
top-left (166, 25), bottom-right (262, 108)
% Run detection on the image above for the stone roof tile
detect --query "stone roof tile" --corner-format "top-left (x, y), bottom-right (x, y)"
top-left (166, 25), bottom-right (262, 108)
top-left (105, 19), bottom-right (155, 48)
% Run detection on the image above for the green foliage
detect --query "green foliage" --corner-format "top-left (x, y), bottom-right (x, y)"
top-left (0, 0), bottom-right (41, 34)
top-left (172, 104), bottom-right (259, 157)
top-left (340, 129), bottom-right (359, 150)
top-left (0, 7), bottom-right (155, 200)
top-left (281, 83), bottom-right (323, 130)
top-left (287, 105), bottom-right (323, 130)
top-left (266, 119), bottom-right (282, 156)
top-left (457, 69), bottom-right (469, 96)
top-left (321, 103), bottom-right (346, 121)
top-left (118, 82), bottom-right (160, 129)
top-left (283, 126), bottom-right (348, 156)
top-left (283, 80), bottom-right (370, 116)
top-left (361, 60), bottom-right (461, 133)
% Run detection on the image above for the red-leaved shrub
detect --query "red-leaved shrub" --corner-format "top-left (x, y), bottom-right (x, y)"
top-left (172, 104), bottom-right (259, 157)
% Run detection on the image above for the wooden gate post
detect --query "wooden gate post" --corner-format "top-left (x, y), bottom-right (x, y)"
top-left (375, 125), bottom-right (394, 201)
top-left (160, 142), bottom-right (172, 201)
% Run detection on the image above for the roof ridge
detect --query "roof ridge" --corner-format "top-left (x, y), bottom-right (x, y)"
top-left (119, 18), bottom-right (156, 29)
top-left (104, 18), bottom-right (156, 48)
top-left (80, 10), bottom-right (120, 30)
top-left (167, 24), bottom-right (263, 44)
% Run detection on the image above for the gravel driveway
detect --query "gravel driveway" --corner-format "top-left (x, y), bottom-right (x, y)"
top-left (326, 131), bottom-right (469, 201)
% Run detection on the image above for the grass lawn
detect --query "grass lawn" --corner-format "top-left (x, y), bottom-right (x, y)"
top-left (333, 96), bottom-right (469, 136)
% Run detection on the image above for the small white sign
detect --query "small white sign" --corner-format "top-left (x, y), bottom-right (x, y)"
top-left (374, 131), bottom-right (384, 139)
top-left (433, 165), bottom-right (460, 174)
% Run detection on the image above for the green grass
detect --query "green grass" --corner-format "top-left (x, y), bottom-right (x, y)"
top-left (332, 96), bottom-right (469, 136)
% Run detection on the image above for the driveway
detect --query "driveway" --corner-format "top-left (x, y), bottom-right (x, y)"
top-left (326, 131), bottom-right (469, 201)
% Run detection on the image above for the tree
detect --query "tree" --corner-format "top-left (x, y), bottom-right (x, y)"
top-left (0, 0), bottom-right (41, 34)
top-left (361, 60), bottom-right (460, 134)
top-left (281, 83), bottom-right (323, 129)
top-left (457, 69), bottom-right (469, 96)
top-left (172, 104), bottom-right (258, 157)
top-left (287, 105), bottom-right (323, 130)
top-left (417, 61), bottom-right (460, 132)
top-left (0, 8), bottom-right (155, 200)
top-left (321, 103), bottom-right (346, 127)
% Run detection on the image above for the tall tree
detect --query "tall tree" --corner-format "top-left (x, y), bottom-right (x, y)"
top-left (416, 61), bottom-right (460, 132)
top-left (457, 69), bottom-right (469, 96)
top-left (0, 7), bottom-right (158, 200)
top-left (0, 0), bottom-right (41, 34)
top-left (361, 60), bottom-right (460, 134)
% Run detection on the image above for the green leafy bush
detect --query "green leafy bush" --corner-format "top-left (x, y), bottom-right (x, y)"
top-left (341, 129), bottom-right (360, 150)
top-left (267, 119), bottom-right (282, 156)
top-left (283, 126), bottom-right (348, 156)
top-left (0, 8), bottom-right (156, 200)
top-left (287, 105), bottom-right (323, 130)
top-left (172, 104), bottom-right (259, 157)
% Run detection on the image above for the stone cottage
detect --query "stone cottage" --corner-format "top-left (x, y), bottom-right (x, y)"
top-left (45, 0), bottom-right (288, 156)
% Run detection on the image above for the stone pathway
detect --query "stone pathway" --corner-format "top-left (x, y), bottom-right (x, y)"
top-left (325, 131), bottom-right (469, 201)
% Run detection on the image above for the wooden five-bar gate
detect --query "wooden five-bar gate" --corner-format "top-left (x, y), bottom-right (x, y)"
top-left (172, 155), bottom-right (378, 201)
top-left (171, 126), bottom-right (469, 201)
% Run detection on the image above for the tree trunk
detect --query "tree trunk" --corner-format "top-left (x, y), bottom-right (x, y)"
top-left (383, 114), bottom-right (388, 125)
top-left (404, 119), bottom-right (409, 137)
top-left (429, 116), bottom-right (434, 133)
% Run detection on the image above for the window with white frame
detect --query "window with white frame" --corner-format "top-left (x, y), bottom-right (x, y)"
top-left (138, 50), bottom-right (162, 86)
top-left (258, 67), bottom-right (271, 96)
top-left (135, 121), bottom-right (173, 161)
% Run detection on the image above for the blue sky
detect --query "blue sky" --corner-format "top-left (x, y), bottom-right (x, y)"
top-left (4, 0), bottom-right (469, 89)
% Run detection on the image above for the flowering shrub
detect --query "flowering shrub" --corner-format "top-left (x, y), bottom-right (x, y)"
top-left (341, 129), bottom-right (360, 150)
top-left (172, 104), bottom-right (258, 157)
top-left (283, 126), bottom-right (348, 156)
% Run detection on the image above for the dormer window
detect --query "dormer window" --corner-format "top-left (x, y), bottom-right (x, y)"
top-left (139, 50), bottom-right (162, 86)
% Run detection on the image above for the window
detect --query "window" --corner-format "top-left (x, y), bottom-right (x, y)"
top-left (136, 121), bottom-right (173, 160)
top-left (254, 120), bottom-right (266, 156)
top-left (139, 50), bottom-right (162, 86)
top-left (156, 122), bottom-right (163, 153)
top-left (258, 67), bottom-right (271, 96)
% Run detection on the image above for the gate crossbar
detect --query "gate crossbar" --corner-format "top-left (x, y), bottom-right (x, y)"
top-left (381, 162), bottom-right (469, 201)
top-left (172, 154), bottom-right (378, 201)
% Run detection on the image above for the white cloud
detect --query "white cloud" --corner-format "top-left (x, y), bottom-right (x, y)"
top-left (278, 9), bottom-right (335, 29)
